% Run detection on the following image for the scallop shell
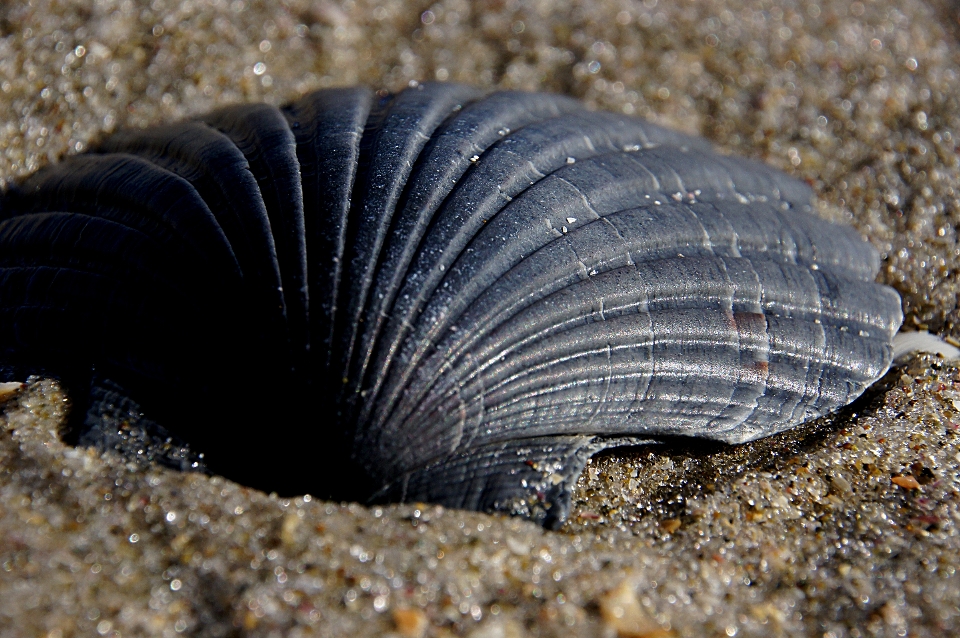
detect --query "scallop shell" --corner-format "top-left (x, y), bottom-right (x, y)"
top-left (0, 83), bottom-right (902, 527)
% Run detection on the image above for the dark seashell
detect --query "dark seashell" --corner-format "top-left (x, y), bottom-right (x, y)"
top-left (0, 83), bottom-right (902, 527)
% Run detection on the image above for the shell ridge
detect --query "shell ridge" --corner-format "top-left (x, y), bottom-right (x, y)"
top-left (626, 147), bottom-right (806, 208)
top-left (755, 315), bottom-right (896, 429)
top-left (380, 196), bottom-right (736, 424)
top-left (94, 121), bottom-right (282, 278)
top-left (94, 120), bottom-right (291, 364)
top-left (338, 83), bottom-right (488, 434)
top-left (369, 167), bottom-right (647, 432)
top-left (778, 207), bottom-right (880, 279)
top-left (460, 374), bottom-right (655, 446)
top-left (9, 157), bottom-right (189, 247)
top-left (620, 283), bottom-right (658, 428)
top-left (342, 89), bottom-right (571, 413)
top-left (758, 259), bottom-right (828, 428)
top-left (556, 174), bottom-right (607, 224)
top-left (398, 246), bottom-right (892, 450)
top-left (431, 329), bottom-right (651, 447)
top-left (703, 257), bottom-right (769, 432)
top-left (376, 203), bottom-right (741, 435)
top-left (807, 270), bottom-right (858, 415)
top-left (334, 82), bottom-right (481, 413)
top-left (715, 154), bottom-right (814, 207)
top-left (451, 349), bottom-right (485, 459)
top-left (355, 114), bottom-right (626, 425)
top-left (482, 310), bottom-right (744, 430)
top-left (409, 270), bottom-right (660, 437)
top-left (576, 341), bottom-right (614, 432)
top-left (283, 86), bottom-right (373, 381)
top-left (446, 357), bottom-right (469, 458)
top-left (635, 310), bottom-right (744, 436)
top-left (704, 199), bottom-right (799, 265)
top-left (350, 92), bottom-right (590, 425)
top-left (461, 258), bottom-right (750, 384)
top-left (358, 115), bottom-right (699, 429)
top-left (402, 213), bottom-right (713, 398)
top-left (7, 153), bottom-right (243, 284)
top-left (701, 198), bottom-right (881, 280)
top-left (679, 194), bottom-right (718, 255)
top-left (376, 195), bottom-right (892, 450)
top-left (392, 288), bottom-right (739, 461)
top-left (642, 203), bottom-right (757, 436)
top-left (597, 215), bottom-right (638, 267)
top-left (704, 201), bottom-right (743, 258)
top-left (200, 103), bottom-right (310, 369)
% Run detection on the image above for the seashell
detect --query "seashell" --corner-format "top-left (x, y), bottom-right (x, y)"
top-left (0, 82), bottom-right (902, 527)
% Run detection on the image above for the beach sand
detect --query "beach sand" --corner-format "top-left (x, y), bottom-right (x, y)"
top-left (2, 0), bottom-right (960, 635)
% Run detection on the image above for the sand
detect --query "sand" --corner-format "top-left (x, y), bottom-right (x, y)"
top-left (2, 0), bottom-right (960, 635)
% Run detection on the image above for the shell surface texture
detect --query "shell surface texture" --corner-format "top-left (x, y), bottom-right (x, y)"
top-left (0, 83), bottom-right (903, 527)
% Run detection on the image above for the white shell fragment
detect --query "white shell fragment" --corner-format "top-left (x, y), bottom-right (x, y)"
top-left (0, 381), bottom-right (24, 404)
top-left (892, 330), bottom-right (960, 361)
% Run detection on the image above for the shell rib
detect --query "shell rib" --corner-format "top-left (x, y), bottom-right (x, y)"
top-left (0, 83), bottom-right (902, 527)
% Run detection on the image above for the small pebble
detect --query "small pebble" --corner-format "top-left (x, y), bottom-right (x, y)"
top-left (392, 607), bottom-right (429, 638)
top-left (598, 581), bottom-right (668, 638)
top-left (0, 381), bottom-right (24, 404)
top-left (892, 475), bottom-right (922, 489)
top-left (659, 518), bottom-right (681, 534)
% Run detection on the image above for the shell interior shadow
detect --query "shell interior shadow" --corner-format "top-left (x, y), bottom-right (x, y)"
top-left (0, 83), bottom-right (903, 528)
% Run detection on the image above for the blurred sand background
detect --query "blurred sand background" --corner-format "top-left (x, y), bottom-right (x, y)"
top-left (2, 0), bottom-right (960, 636)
